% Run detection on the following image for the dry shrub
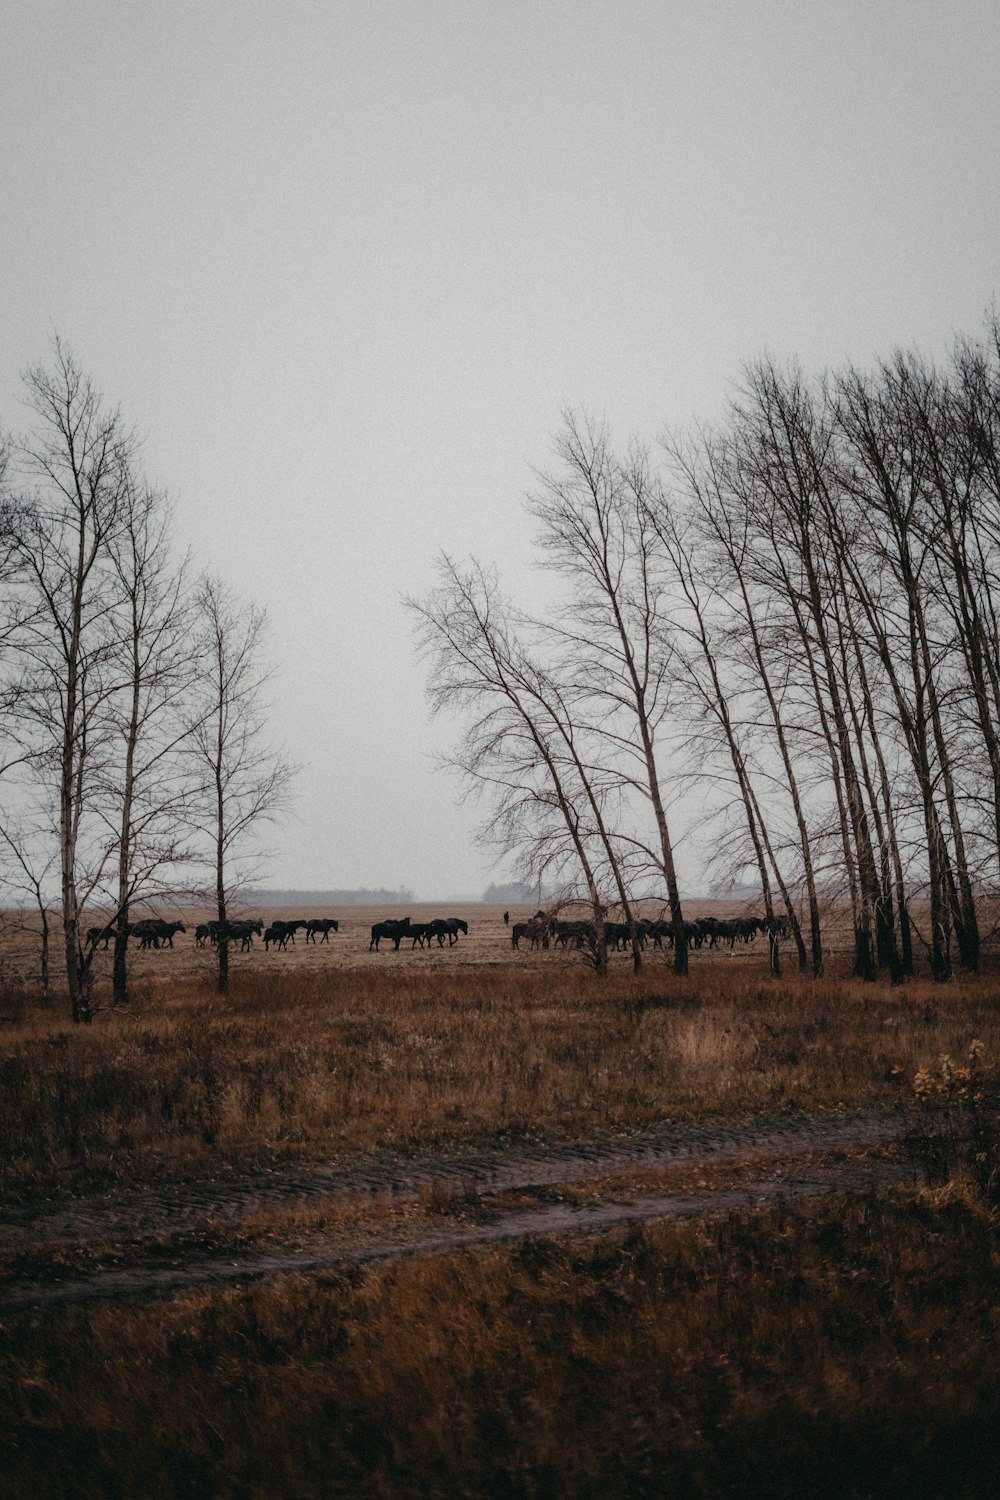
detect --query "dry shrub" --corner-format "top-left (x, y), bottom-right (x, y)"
top-left (905, 1040), bottom-right (1000, 1204)
top-left (2, 1189), bottom-right (998, 1498)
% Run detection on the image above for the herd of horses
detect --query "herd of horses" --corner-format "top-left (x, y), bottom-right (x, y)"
top-left (85, 916), bottom-right (341, 953)
top-left (200, 918), bottom-right (342, 951)
top-left (85, 910), bottom-right (782, 960)
top-left (368, 916), bottom-right (469, 950)
top-left (84, 914), bottom-right (470, 955)
top-left (511, 913), bottom-right (789, 952)
top-left (86, 918), bottom-right (188, 950)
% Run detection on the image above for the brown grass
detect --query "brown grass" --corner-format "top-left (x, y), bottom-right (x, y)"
top-left (3, 922), bottom-right (1000, 1198)
top-left (0, 896), bottom-right (955, 986)
top-left (3, 1188), bottom-right (998, 1498)
top-left (4, 906), bottom-right (999, 1496)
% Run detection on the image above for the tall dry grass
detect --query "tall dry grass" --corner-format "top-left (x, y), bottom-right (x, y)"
top-left (3, 1189), bottom-right (998, 1498)
top-left (3, 961), bottom-right (999, 1197)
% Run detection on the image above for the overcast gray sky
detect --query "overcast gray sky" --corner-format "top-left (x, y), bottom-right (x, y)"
top-left (2, 1), bottom-right (998, 897)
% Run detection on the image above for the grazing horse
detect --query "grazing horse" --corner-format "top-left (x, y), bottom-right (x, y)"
top-left (305, 919), bottom-right (339, 943)
top-left (86, 925), bottom-right (117, 950)
top-left (433, 916), bottom-right (468, 947)
top-left (207, 918), bottom-right (263, 950)
top-left (152, 919), bottom-right (186, 947)
top-left (131, 919), bottom-right (164, 950)
top-left (129, 918), bottom-right (186, 950)
top-left (684, 920), bottom-right (705, 948)
top-left (369, 918), bottom-right (411, 951)
top-left (512, 919), bottom-right (546, 949)
top-left (552, 920), bottom-right (595, 950)
top-left (227, 919), bottom-right (263, 951)
top-left (604, 921), bottom-right (630, 951)
top-left (268, 919), bottom-right (307, 945)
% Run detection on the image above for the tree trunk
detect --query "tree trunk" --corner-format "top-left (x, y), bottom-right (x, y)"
top-left (39, 909), bottom-right (50, 1004)
top-left (215, 777), bottom-right (228, 994)
top-left (735, 573), bottom-right (823, 974)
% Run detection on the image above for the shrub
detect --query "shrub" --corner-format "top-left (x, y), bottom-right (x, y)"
top-left (904, 1040), bottom-right (1000, 1204)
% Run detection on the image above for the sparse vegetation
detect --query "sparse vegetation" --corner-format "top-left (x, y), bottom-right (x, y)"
top-left (3, 941), bottom-right (1000, 1199)
top-left (3, 1190), bottom-right (999, 1499)
top-left (3, 920), bottom-right (999, 1496)
top-left (905, 1038), bottom-right (1000, 1206)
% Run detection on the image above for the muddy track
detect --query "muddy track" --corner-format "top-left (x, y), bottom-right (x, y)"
top-left (1, 1109), bottom-right (914, 1311)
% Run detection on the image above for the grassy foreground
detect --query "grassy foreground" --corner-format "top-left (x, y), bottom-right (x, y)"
top-left (3, 962), bottom-right (1000, 1197)
top-left (4, 961), bottom-right (998, 1496)
top-left (3, 1188), bottom-right (998, 1499)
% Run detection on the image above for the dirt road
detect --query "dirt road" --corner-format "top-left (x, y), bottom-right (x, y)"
top-left (1, 1108), bottom-right (915, 1312)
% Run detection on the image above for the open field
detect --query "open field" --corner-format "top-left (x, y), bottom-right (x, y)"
top-left (3, 1189), bottom-right (999, 1499)
top-left (2, 906), bottom-right (999, 1496)
top-left (0, 898), bottom-right (929, 988)
top-left (3, 905), bottom-right (1000, 1198)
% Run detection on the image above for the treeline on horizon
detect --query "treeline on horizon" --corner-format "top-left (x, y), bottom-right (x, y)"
top-left (413, 315), bottom-right (1000, 983)
top-left (0, 340), bottom-right (292, 1020)
top-left (245, 888), bottom-right (416, 907)
top-left (251, 884), bottom-right (595, 906)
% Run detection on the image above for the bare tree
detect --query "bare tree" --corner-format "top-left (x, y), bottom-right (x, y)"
top-left (99, 476), bottom-right (201, 1005)
top-left (941, 321), bottom-right (1000, 873)
top-left (0, 815), bottom-right (57, 1001)
top-left (187, 576), bottom-right (293, 994)
top-left (730, 361), bottom-right (905, 980)
top-left (667, 427), bottom-right (826, 974)
top-left (412, 323), bottom-right (1000, 982)
top-left (528, 414), bottom-right (689, 972)
top-left (832, 358), bottom-right (977, 976)
top-left (409, 556), bottom-right (630, 975)
top-left (647, 501), bottom-right (800, 976)
top-left (8, 342), bottom-right (135, 1021)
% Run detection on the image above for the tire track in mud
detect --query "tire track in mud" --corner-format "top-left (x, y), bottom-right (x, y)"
top-left (1, 1110), bottom-right (913, 1311)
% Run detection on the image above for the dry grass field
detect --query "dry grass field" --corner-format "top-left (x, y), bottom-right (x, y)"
top-left (3, 900), bottom-right (999, 1197)
top-left (2, 902), bottom-right (999, 1497)
top-left (3, 1189), bottom-right (999, 1500)
top-left (0, 897), bottom-right (897, 987)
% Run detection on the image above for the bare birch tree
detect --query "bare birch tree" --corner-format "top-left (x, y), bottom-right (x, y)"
top-left (667, 427), bottom-right (826, 974)
top-left (646, 501), bottom-right (801, 975)
top-left (732, 361), bottom-right (904, 979)
top-left (186, 576), bottom-right (293, 994)
top-left (99, 477), bottom-right (200, 1005)
top-left (833, 358), bottom-right (977, 975)
top-left (412, 321), bottom-right (1000, 982)
top-left (8, 342), bottom-right (135, 1021)
top-left (0, 815), bottom-right (57, 1001)
top-left (409, 555), bottom-right (635, 975)
top-left (528, 413), bottom-right (689, 973)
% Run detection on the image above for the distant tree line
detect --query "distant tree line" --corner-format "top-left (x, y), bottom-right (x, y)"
top-left (412, 317), bottom-right (1000, 982)
top-left (482, 881), bottom-right (552, 905)
top-left (246, 887), bottom-right (415, 907)
top-left (0, 341), bottom-right (293, 1018)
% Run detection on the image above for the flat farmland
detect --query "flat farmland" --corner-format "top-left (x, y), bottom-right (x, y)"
top-left (2, 896), bottom-right (997, 1210)
top-left (4, 901), bottom-right (559, 986)
top-left (3, 902), bottom-right (999, 1498)
top-left (0, 898), bottom-right (876, 989)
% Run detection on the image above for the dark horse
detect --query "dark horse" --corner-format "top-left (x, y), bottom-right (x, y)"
top-left (429, 916), bottom-right (468, 947)
top-left (306, 919), bottom-right (339, 943)
top-left (369, 917), bottom-right (411, 951)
